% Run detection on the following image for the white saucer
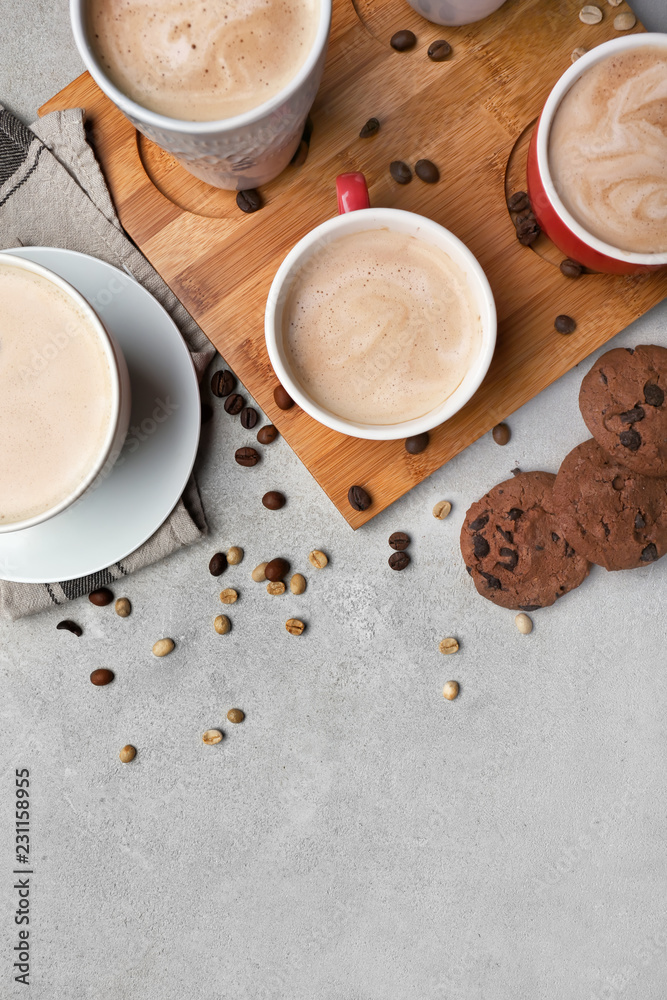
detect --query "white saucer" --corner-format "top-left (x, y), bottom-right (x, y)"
top-left (0, 248), bottom-right (200, 583)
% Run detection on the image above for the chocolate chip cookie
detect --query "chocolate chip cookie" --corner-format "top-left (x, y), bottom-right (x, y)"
top-left (460, 471), bottom-right (590, 611)
top-left (553, 438), bottom-right (667, 571)
top-left (579, 345), bottom-right (667, 477)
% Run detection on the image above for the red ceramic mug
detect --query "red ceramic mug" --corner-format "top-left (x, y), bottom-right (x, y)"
top-left (527, 33), bottom-right (667, 275)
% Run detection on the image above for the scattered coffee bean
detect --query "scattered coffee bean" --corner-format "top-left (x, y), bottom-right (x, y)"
top-left (115, 598), bottom-right (131, 618)
top-left (236, 188), bottom-right (262, 213)
top-left (219, 588), bottom-right (238, 605)
top-left (257, 424), bottom-right (279, 444)
top-left (560, 258), bottom-right (584, 278)
top-left (235, 447), bottom-right (260, 467)
top-left (274, 384), bottom-right (294, 410)
top-left (433, 500), bottom-right (452, 519)
top-left (240, 407), bottom-right (258, 430)
top-left (224, 393), bottom-right (245, 415)
top-left (492, 423), bottom-right (511, 445)
top-left (265, 557), bottom-right (290, 581)
top-left (614, 11), bottom-right (636, 29)
top-left (359, 117), bottom-right (380, 138)
top-left (89, 587), bottom-right (113, 607)
top-left (405, 432), bottom-right (430, 454)
top-left (644, 382), bottom-right (664, 407)
top-left (227, 546), bottom-right (244, 565)
top-left (214, 614), bottom-right (231, 635)
top-left (252, 562), bottom-right (269, 582)
top-left (390, 29), bottom-right (416, 51)
top-left (442, 680), bottom-right (460, 700)
top-left (428, 39), bottom-right (452, 61)
top-left (201, 402), bottom-right (213, 425)
top-left (439, 637), bottom-right (459, 655)
top-left (56, 619), bottom-right (82, 636)
top-left (555, 314), bottom-right (577, 334)
top-left (202, 729), bottom-right (223, 745)
top-left (641, 543), bottom-right (658, 562)
top-left (209, 552), bottom-right (227, 576)
top-left (308, 549), bottom-right (328, 569)
top-left (507, 190), bottom-right (530, 213)
top-left (517, 219), bottom-right (541, 245)
top-left (348, 485), bottom-right (372, 511)
top-left (211, 369), bottom-right (236, 397)
top-left (153, 638), bottom-right (175, 657)
top-left (119, 745), bottom-right (136, 763)
top-left (415, 159), bottom-right (440, 184)
top-left (227, 708), bottom-right (245, 724)
top-left (286, 618), bottom-right (306, 635)
top-left (390, 160), bottom-right (412, 184)
top-left (389, 531), bottom-right (410, 551)
top-left (619, 428), bottom-right (641, 451)
top-left (579, 5), bottom-right (602, 24)
top-left (90, 668), bottom-right (114, 686)
top-left (290, 573), bottom-right (307, 595)
top-left (389, 551), bottom-right (410, 571)
top-left (263, 491), bottom-right (286, 510)
top-left (515, 613), bottom-right (533, 634)
top-left (267, 581), bottom-right (286, 596)
top-left (290, 139), bottom-right (309, 168)
top-left (511, 467), bottom-right (522, 476)
top-left (571, 45), bottom-right (588, 62)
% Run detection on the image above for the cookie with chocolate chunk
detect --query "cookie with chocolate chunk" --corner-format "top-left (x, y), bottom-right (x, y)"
top-left (579, 345), bottom-right (667, 477)
top-left (460, 471), bottom-right (590, 610)
top-left (553, 439), bottom-right (667, 571)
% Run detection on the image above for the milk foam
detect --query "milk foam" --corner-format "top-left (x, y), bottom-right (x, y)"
top-left (283, 229), bottom-right (483, 426)
top-left (88, 0), bottom-right (320, 121)
top-left (0, 263), bottom-right (113, 524)
top-left (549, 47), bottom-right (667, 254)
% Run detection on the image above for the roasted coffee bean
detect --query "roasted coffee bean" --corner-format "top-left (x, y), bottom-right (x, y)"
top-left (620, 406), bottom-right (644, 424)
top-left (348, 485), bottom-right (372, 511)
top-left (89, 588), bottom-right (113, 607)
top-left (265, 558), bottom-right (290, 582)
top-left (211, 369), bottom-right (236, 397)
top-left (274, 385), bottom-right (294, 410)
top-left (56, 620), bottom-right (82, 636)
top-left (290, 140), bottom-right (309, 167)
top-left (517, 221), bottom-right (540, 246)
top-left (428, 39), bottom-right (452, 61)
top-left (507, 191), bottom-right (530, 213)
top-left (240, 406), bottom-right (258, 429)
top-left (405, 432), bottom-right (430, 454)
top-left (201, 402), bottom-right (213, 424)
top-left (389, 531), bottom-right (410, 551)
top-left (235, 447), bottom-right (260, 467)
top-left (390, 29), bottom-right (416, 51)
top-left (209, 552), bottom-right (227, 576)
top-left (224, 393), bottom-right (244, 415)
top-left (619, 428), bottom-right (641, 451)
top-left (473, 535), bottom-right (489, 559)
top-left (644, 381), bottom-right (665, 407)
top-left (469, 515), bottom-right (488, 531)
top-left (641, 543), bottom-right (658, 562)
top-left (236, 188), bottom-right (262, 214)
top-left (390, 160), bottom-right (412, 185)
top-left (90, 668), bottom-right (115, 687)
top-left (555, 314), bottom-right (577, 335)
top-left (263, 491), bottom-right (286, 510)
top-left (635, 512), bottom-right (646, 530)
top-left (560, 258), bottom-right (583, 278)
top-left (492, 423), bottom-right (511, 445)
top-left (359, 117), bottom-right (380, 138)
top-left (389, 551), bottom-right (410, 571)
top-left (480, 571), bottom-right (501, 589)
top-left (415, 159), bottom-right (440, 184)
top-left (507, 508), bottom-right (523, 520)
top-left (257, 424), bottom-right (279, 445)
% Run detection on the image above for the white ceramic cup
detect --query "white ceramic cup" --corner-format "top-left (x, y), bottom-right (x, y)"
top-left (405, 0), bottom-right (507, 27)
top-left (69, 0), bottom-right (332, 191)
top-left (0, 253), bottom-right (131, 534)
top-left (265, 173), bottom-right (496, 442)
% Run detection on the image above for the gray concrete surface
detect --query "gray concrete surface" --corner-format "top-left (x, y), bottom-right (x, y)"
top-left (1, 2), bottom-right (667, 998)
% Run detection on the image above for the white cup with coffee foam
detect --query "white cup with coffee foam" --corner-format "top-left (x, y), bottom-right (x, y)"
top-left (0, 253), bottom-right (131, 534)
top-left (70, 0), bottom-right (332, 191)
top-left (265, 173), bottom-right (496, 441)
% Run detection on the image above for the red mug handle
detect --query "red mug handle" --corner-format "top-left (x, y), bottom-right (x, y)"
top-left (336, 172), bottom-right (370, 214)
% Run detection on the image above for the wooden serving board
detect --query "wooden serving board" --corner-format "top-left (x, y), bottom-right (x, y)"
top-left (41, 0), bottom-right (667, 528)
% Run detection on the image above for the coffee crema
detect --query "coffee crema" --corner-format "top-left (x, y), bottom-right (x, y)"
top-left (549, 47), bottom-right (667, 254)
top-left (87, 0), bottom-right (320, 121)
top-left (0, 262), bottom-right (113, 525)
top-left (282, 229), bottom-right (482, 426)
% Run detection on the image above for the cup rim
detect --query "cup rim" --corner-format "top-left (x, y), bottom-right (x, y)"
top-left (265, 208), bottom-right (497, 441)
top-left (69, 0), bottom-right (332, 133)
top-left (0, 252), bottom-right (122, 534)
top-left (536, 32), bottom-right (667, 266)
